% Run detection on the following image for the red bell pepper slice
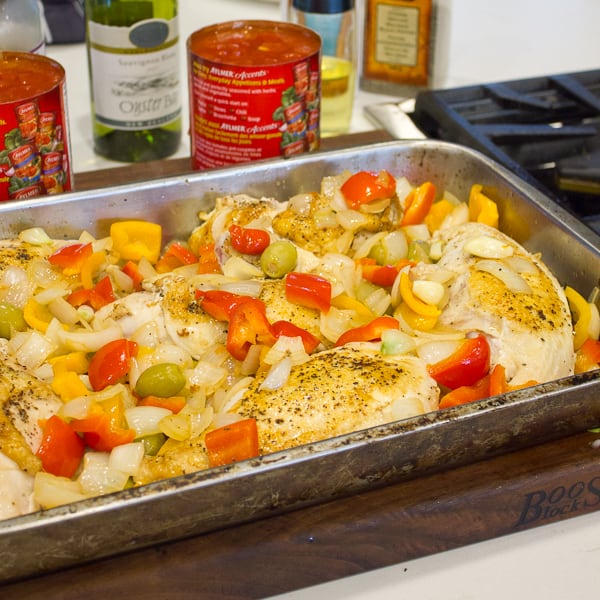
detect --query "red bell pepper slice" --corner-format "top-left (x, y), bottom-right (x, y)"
top-left (36, 415), bottom-right (85, 478)
top-left (335, 315), bottom-right (400, 347)
top-left (67, 275), bottom-right (116, 311)
top-left (88, 338), bottom-right (138, 391)
top-left (400, 181), bottom-right (436, 226)
top-left (579, 338), bottom-right (600, 364)
top-left (272, 320), bottom-right (320, 353)
top-left (340, 170), bottom-right (396, 210)
top-left (285, 272), bottom-right (331, 313)
top-left (121, 261), bottom-right (144, 291)
top-left (205, 418), bottom-right (260, 467)
top-left (428, 334), bottom-right (490, 389)
top-left (196, 289), bottom-right (251, 322)
top-left (48, 242), bottom-right (93, 271)
top-left (226, 298), bottom-right (276, 361)
top-left (229, 224), bottom-right (270, 255)
top-left (357, 258), bottom-right (402, 287)
top-left (164, 242), bottom-right (198, 265)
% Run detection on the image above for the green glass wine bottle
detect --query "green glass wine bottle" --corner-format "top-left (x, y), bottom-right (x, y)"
top-left (84, 0), bottom-right (182, 162)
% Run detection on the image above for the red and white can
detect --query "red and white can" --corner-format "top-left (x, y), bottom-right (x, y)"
top-left (0, 52), bottom-right (72, 202)
top-left (187, 20), bottom-right (321, 170)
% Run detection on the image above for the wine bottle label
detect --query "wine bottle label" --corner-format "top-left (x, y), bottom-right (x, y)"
top-left (88, 18), bottom-right (181, 131)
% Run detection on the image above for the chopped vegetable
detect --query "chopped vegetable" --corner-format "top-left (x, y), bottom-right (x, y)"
top-left (468, 184), bottom-right (499, 228)
top-left (137, 395), bottom-right (186, 413)
top-left (399, 271), bottom-right (441, 318)
top-left (0, 301), bottom-right (26, 339)
top-left (428, 334), bottom-right (490, 389)
top-left (110, 220), bottom-right (162, 263)
top-left (88, 339), bottom-right (138, 391)
top-left (67, 275), bottom-right (115, 311)
top-left (36, 415), bottom-right (85, 478)
top-left (226, 298), bottom-right (276, 361)
top-left (229, 224), bottom-right (270, 255)
top-left (48, 242), bottom-right (93, 274)
top-left (335, 315), bottom-right (399, 347)
top-left (285, 271), bottom-right (332, 313)
top-left (401, 181), bottom-right (436, 226)
top-left (565, 285), bottom-right (592, 350)
top-left (340, 170), bottom-right (396, 210)
top-left (272, 320), bottom-right (320, 353)
top-left (204, 418), bottom-right (260, 467)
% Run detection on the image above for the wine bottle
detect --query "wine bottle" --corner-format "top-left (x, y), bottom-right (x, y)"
top-left (84, 0), bottom-right (182, 162)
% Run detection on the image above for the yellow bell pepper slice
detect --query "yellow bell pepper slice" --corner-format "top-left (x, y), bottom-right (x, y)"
top-left (80, 251), bottom-right (106, 290)
top-left (331, 293), bottom-right (374, 321)
top-left (23, 298), bottom-right (53, 333)
top-left (396, 301), bottom-right (438, 331)
top-left (469, 184), bottom-right (499, 228)
top-left (425, 198), bottom-right (455, 233)
top-left (399, 272), bottom-right (441, 318)
top-left (49, 351), bottom-right (90, 375)
top-left (52, 371), bottom-right (90, 402)
top-left (565, 285), bottom-right (592, 350)
top-left (110, 221), bottom-right (162, 263)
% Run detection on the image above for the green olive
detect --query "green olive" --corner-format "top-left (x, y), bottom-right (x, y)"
top-left (137, 432), bottom-right (167, 456)
top-left (368, 241), bottom-right (387, 266)
top-left (134, 363), bottom-right (186, 398)
top-left (260, 240), bottom-right (298, 278)
top-left (0, 302), bottom-right (27, 339)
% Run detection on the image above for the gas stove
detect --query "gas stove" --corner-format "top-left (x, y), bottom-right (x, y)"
top-left (410, 69), bottom-right (600, 233)
top-left (368, 69), bottom-right (600, 234)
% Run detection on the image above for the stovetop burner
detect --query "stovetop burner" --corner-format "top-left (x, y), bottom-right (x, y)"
top-left (409, 69), bottom-right (600, 233)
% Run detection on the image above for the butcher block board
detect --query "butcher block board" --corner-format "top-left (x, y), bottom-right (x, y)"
top-left (1, 133), bottom-right (600, 593)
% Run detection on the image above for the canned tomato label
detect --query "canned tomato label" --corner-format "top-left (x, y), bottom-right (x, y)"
top-left (0, 52), bottom-right (72, 202)
top-left (187, 21), bottom-right (321, 170)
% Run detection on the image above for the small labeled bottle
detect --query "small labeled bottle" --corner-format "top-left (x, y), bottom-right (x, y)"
top-left (0, 0), bottom-right (45, 54)
top-left (84, 0), bottom-right (182, 162)
top-left (361, 0), bottom-right (434, 95)
top-left (291, 0), bottom-right (356, 137)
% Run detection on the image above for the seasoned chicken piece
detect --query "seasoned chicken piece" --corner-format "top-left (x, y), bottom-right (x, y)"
top-left (259, 278), bottom-right (325, 345)
top-left (188, 194), bottom-right (285, 258)
top-left (0, 356), bottom-right (61, 474)
top-left (234, 343), bottom-right (439, 454)
top-left (0, 240), bottom-right (52, 273)
top-left (435, 222), bottom-right (574, 385)
top-left (0, 452), bottom-right (38, 520)
top-left (95, 276), bottom-right (228, 359)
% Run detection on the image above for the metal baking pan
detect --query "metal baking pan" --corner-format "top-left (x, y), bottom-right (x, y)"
top-left (1, 140), bottom-right (600, 583)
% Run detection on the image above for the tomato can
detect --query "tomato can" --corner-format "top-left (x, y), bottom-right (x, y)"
top-left (187, 20), bottom-right (321, 170)
top-left (0, 52), bottom-right (73, 202)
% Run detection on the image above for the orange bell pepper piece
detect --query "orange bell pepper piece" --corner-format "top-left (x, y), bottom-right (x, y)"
top-left (401, 181), bottom-right (436, 226)
top-left (204, 418), bottom-right (260, 467)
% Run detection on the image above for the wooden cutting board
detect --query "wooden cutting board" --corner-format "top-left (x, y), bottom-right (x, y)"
top-left (2, 131), bottom-right (599, 599)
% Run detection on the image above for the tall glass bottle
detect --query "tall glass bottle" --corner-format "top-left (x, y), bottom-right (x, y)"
top-left (84, 0), bottom-right (182, 162)
top-left (0, 0), bottom-right (45, 54)
top-left (291, 0), bottom-right (356, 137)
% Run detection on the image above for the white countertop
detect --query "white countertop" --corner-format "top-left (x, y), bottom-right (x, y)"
top-left (45, 1), bottom-right (600, 598)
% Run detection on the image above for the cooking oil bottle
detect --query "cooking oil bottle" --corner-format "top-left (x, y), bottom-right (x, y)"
top-left (291, 0), bottom-right (356, 136)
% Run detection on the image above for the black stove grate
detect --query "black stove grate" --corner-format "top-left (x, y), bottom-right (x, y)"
top-left (410, 69), bottom-right (600, 233)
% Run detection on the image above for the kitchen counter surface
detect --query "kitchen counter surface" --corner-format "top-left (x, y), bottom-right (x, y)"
top-left (27, 1), bottom-right (600, 599)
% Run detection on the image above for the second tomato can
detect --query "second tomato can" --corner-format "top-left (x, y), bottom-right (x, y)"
top-left (187, 20), bottom-right (321, 170)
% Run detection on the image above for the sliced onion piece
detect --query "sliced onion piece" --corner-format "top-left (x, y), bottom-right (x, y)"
top-left (109, 442), bottom-right (145, 476)
top-left (259, 356), bottom-right (293, 391)
top-left (475, 259), bottom-right (532, 294)
top-left (18, 227), bottom-right (53, 246)
top-left (222, 256), bottom-right (263, 280)
top-left (503, 255), bottom-right (538, 274)
top-left (126, 406), bottom-right (173, 438)
top-left (288, 192), bottom-right (313, 216)
top-left (416, 339), bottom-right (462, 365)
top-left (464, 236), bottom-right (514, 259)
top-left (34, 472), bottom-right (87, 510)
top-left (219, 279), bottom-right (262, 298)
top-left (336, 209), bottom-right (370, 231)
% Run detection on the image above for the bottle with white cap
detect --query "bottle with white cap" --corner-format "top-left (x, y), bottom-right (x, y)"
top-left (0, 0), bottom-right (45, 54)
top-left (291, 0), bottom-right (356, 137)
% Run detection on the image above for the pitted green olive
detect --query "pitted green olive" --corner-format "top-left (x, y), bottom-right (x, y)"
top-left (0, 302), bottom-right (27, 339)
top-left (134, 363), bottom-right (186, 398)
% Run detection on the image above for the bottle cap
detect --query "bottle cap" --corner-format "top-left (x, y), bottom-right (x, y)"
top-left (292, 0), bottom-right (354, 14)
